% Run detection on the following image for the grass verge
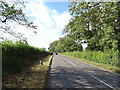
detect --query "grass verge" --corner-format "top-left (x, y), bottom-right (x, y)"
top-left (43, 55), bottom-right (54, 89)
top-left (62, 54), bottom-right (120, 74)
top-left (3, 55), bottom-right (53, 88)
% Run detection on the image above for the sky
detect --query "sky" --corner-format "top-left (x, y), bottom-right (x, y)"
top-left (44, 2), bottom-right (70, 13)
top-left (22, 0), bottom-right (72, 50)
top-left (1, 0), bottom-right (87, 50)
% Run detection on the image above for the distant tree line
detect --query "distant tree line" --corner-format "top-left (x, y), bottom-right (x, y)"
top-left (48, 35), bottom-right (83, 53)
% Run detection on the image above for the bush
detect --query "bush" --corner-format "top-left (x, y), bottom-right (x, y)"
top-left (62, 51), bottom-right (119, 67)
top-left (2, 40), bottom-right (52, 74)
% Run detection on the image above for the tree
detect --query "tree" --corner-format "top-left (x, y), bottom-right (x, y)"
top-left (0, 0), bottom-right (37, 41)
top-left (40, 48), bottom-right (46, 51)
top-left (0, 1), bottom-right (36, 28)
top-left (48, 40), bottom-right (58, 52)
top-left (55, 35), bottom-right (83, 52)
top-left (64, 1), bottom-right (119, 53)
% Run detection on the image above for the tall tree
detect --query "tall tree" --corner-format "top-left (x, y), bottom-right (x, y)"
top-left (48, 40), bottom-right (58, 52)
top-left (55, 35), bottom-right (83, 52)
top-left (64, 1), bottom-right (119, 53)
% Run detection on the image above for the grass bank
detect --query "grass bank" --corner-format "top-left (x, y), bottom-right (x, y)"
top-left (3, 55), bottom-right (53, 88)
top-left (2, 40), bottom-right (52, 74)
top-left (2, 40), bottom-right (53, 88)
top-left (62, 51), bottom-right (120, 74)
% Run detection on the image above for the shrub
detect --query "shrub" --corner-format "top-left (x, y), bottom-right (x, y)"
top-left (62, 51), bottom-right (119, 67)
top-left (2, 40), bottom-right (52, 74)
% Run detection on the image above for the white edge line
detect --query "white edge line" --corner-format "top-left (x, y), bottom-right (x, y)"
top-left (60, 55), bottom-right (117, 89)
top-left (89, 64), bottom-right (120, 76)
top-left (79, 59), bottom-right (120, 75)
top-left (61, 57), bottom-right (77, 67)
top-left (90, 75), bottom-right (116, 90)
top-left (61, 55), bottom-right (120, 76)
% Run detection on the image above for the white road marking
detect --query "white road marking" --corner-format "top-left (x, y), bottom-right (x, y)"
top-left (61, 55), bottom-right (120, 76)
top-left (67, 60), bottom-right (77, 66)
top-left (90, 75), bottom-right (116, 90)
top-left (59, 55), bottom-right (118, 89)
top-left (89, 64), bottom-right (120, 76)
top-left (61, 57), bottom-right (77, 67)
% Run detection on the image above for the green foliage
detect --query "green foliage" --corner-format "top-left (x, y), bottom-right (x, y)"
top-left (48, 35), bottom-right (83, 53)
top-left (40, 48), bottom-right (46, 51)
top-left (0, 1), bottom-right (36, 29)
top-left (64, 1), bottom-right (120, 53)
top-left (63, 51), bottom-right (119, 67)
top-left (48, 40), bottom-right (58, 52)
top-left (2, 40), bottom-right (52, 74)
top-left (55, 36), bottom-right (83, 52)
top-left (0, 1), bottom-right (37, 41)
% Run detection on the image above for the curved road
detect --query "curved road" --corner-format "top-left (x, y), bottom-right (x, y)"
top-left (48, 55), bottom-right (120, 89)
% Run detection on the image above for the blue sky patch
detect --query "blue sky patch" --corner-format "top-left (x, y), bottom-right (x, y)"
top-left (44, 2), bottom-right (70, 13)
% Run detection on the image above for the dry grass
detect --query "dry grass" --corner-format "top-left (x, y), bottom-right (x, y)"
top-left (3, 55), bottom-right (53, 88)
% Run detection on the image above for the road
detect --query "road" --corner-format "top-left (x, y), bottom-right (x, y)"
top-left (48, 55), bottom-right (120, 89)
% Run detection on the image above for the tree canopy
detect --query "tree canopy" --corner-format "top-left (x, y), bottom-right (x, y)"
top-left (0, 0), bottom-right (37, 41)
top-left (49, 1), bottom-right (119, 56)
top-left (63, 1), bottom-right (120, 53)
top-left (48, 40), bottom-right (58, 52)
top-left (48, 35), bottom-right (83, 53)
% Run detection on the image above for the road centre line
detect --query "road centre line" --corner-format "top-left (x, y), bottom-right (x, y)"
top-left (90, 75), bottom-right (116, 90)
top-left (60, 57), bottom-right (77, 67)
top-left (67, 60), bottom-right (77, 67)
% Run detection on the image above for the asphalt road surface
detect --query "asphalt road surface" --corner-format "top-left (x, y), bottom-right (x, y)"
top-left (48, 55), bottom-right (120, 89)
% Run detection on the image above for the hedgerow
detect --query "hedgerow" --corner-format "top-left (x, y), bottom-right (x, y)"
top-left (62, 51), bottom-right (119, 67)
top-left (2, 40), bottom-right (52, 74)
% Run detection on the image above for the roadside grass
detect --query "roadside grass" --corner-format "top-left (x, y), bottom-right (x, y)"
top-left (61, 54), bottom-right (120, 74)
top-left (2, 40), bottom-right (52, 74)
top-left (3, 55), bottom-right (53, 88)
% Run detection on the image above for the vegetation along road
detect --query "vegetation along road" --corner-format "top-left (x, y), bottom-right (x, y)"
top-left (48, 55), bottom-right (120, 89)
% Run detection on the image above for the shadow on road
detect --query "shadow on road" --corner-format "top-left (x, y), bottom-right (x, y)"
top-left (48, 66), bottom-right (120, 89)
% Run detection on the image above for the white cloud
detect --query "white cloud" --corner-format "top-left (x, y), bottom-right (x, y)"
top-left (22, 0), bottom-right (71, 49)
top-left (1, 0), bottom-right (88, 50)
top-left (1, 0), bottom-right (71, 50)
